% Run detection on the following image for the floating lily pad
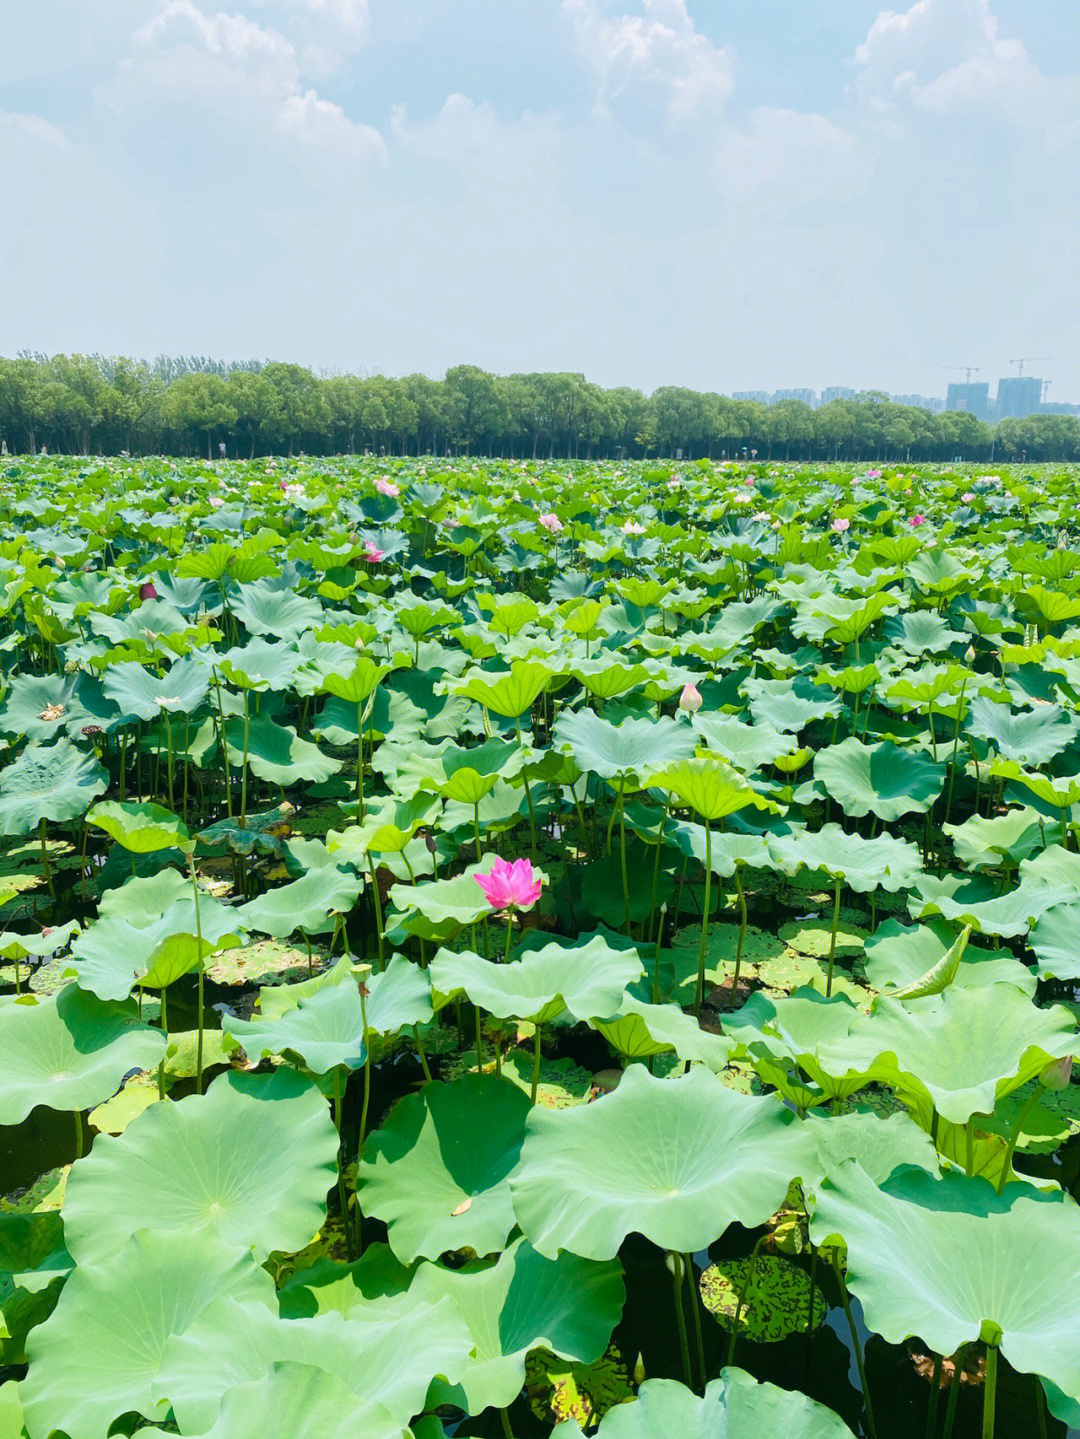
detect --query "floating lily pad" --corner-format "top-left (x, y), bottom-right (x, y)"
top-left (699, 1255), bottom-right (826, 1340)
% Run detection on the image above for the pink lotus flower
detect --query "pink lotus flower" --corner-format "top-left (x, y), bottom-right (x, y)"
top-left (909, 514), bottom-right (926, 526)
top-left (866, 469), bottom-right (882, 479)
top-left (961, 492), bottom-right (975, 503)
top-left (138, 581), bottom-right (158, 601)
top-left (208, 495), bottom-right (224, 509)
top-left (364, 540), bottom-right (385, 562)
top-left (375, 477), bottom-right (400, 498)
top-left (538, 513), bottom-right (563, 534)
top-left (1041, 1055), bottom-right (1073, 1090)
top-left (474, 857), bottom-right (543, 912)
top-left (831, 517), bottom-right (850, 533)
top-left (679, 682), bottom-right (703, 714)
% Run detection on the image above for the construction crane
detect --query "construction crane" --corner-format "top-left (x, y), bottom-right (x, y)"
top-left (941, 366), bottom-right (980, 384)
top-left (1009, 357), bottom-right (1052, 376)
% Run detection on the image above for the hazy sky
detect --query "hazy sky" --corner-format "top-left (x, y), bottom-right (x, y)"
top-left (2, 0), bottom-right (1078, 399)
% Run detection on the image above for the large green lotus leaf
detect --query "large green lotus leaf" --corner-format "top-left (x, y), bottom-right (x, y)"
top-left (85, 800), bottom-right (190, 853)
top-left (691, 714), bottom-right (796, 773)
top-left (0, 673), bottom-right (118, 743)
top-left (416, 1236), bottom-right (624, 1415)
top-left (851, 984), bottom-right (1079, 1126)
top-left (744, 676), bottom-right (842, 733)
top-left (439, 737), bottom-right (524, 804)
top-left (62, 1068), bottom-right (339, 1263)
top-left (102, 656), bottom-right (210, 720)
top-left (989, 760), bottom-right (1080, 812)
top-left (804, 1109), bottom-right (940, 1189)
top-left (863, 919), bottom-right (1035, 997)
top-left (144, 1361), bottom-right (404, 1439)
top-left (444, 660), bottom-right (551, 718)
top-left (591, 994), bottom-right (732, 1071)
top-left (0, 1381), bottom-right (23, 1439)
top-left (226, 982), bottom-right (367, 1073)
top-left (385, 864), bottom-right (494, 942)
top-left (568, 658), bottom-right (653, 701)
top-left (154, 1290), bottom-right (469, 1434)
top-left (256, 952), bottom-right (356, 1020)
top-left (721, 990), bottom-right (873, 1106)
top-left (909, 872), bottom-right (1073, 938)
top-left (317, 655), bottom-right (395, 705)
top-left (430, 936), bottom-right (641, 1026)
top-left (357, 1074), bottom-right (531, 1263)
top-left (0, 740), bottom-right (108, 835)
top-left (68, 894), bottom-right (246, 1000)
top-left (0, 985), bottom-right (165, 1124)
top-left (1027, 903), bottom-right (1080, 981)
top-left (235, 864), bottom-right (362, 939)
top-left (329, 793), bottom-right (441, 857)
top-left (967, 695), bottom-right (1076, 765)
top-left (224, 712), bottom-right (341, 786)
top-left (96, 866), bottom-right (190, 918)
top-left (196, 802), bottom-right (298, 858)
top-left (230, 580), bottom-right (323, 639)
top-left (663, 817), bottom-right (772, 879)
top-left (552, 1370), bottom-right (854, 1438)
top-left (510, 1065), bottom-right (816, 1260)
top-left (943, 807), bottom-right (1048, 871)
top-left (813, 737), bottom-right (944, 820)
top-left (21, 1230), bottom-right (272, 1439)
top-left (216, 637), bottom-right (308, 692)
top-left (364, 953), bottom-right (433, 1035)
top-left (553, 709), bottom-right (695, 785)
top-left (810, 1162), bottom-right (1080, 1399)
top-left (883, 609), bottom-right (965, 656)
top-left (768, 824), bottom-right (921, 893)
top-left (642, 756), bottom-right (779, 822)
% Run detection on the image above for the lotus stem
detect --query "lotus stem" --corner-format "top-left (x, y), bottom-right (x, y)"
top-left (474, 803), bottom-right (482, 864)
top-left (475, 1006), bottom-right (484, 1071)
top-left (617, 780), bottom-right (631, 936)
top-left (926, 1352), bottom-right (943, 1439)
top-left (646, 799), bottom-right (669, 943)
top-left (831, 1250), bottom-right (877, 1439)
top-left (727, 1235), bottom-right (765, 1370)
top-left (188, 856), bottom-right (205, 1093)
top-left (942, 682), bottom-right (967, 833)
top-left (74, 1108), bottom-right (85, 1161)
top-left (530, 1024), bottom-right (543, 1102)
top-left (982, 1341), bottom-right (997, 1439)
top-left (212, 671), bottom-right (232, 817)
top-left (367, 858), bottom-right (385, 968)
top-left (825, 877), bottom-right (841, 998)
top-left (671, 1252), bottom-right (693, 1390)
top-left (942, 1344), bottom-right (968, 1439)
top-left (356, 702), bottom-right (365, 821)
top-left (499, 1408), bottom-right (514, 1439)
top-left (333, 1067), bottom-right (356, 1260)
top-left (695, 818), bottom-right (713, 1015)
top-left (1035, 1374), bottom-right (1048, 1439)
top-left (804, 1242), bottom-right (819, 1386)
top-left (239, 690), bottom-right (250, 824)
top-left (731, 867), bottom-right (748, 1010)
top-left (685, 1252), bottom-right (706, 1393)
top-left (413, 1025), bottom-right (432, 1082)
top-left (39, 817), bottom-right (56, 904)
top-left (513, 717), bottom-right (538, 859)
top-left (163, 709), bottom-right (175, 812)
top-left (504, 912), bottom-right (514, 963)
top-left (157, 985), bottom-right (168, 1101)
top-left (997, 1085), bottom-right (1042, 1192)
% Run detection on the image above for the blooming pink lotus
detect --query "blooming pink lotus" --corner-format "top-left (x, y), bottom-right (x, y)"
top-left (375, 477), bottom-right (400, 498)
top-left (364, 540), bottom-right (385, 562)
top-left (474, 857), bottom-right (543, 912)
top-left (909, 514), bottom-right (926, 526)
top-left (138, 581), bottom-right (158, 601)
top-left (866, 469), bottom-right (882, 479)
top-left (538, 513), bottom-right (563, 534)
top-left (679, 682), bottom-right (703, 714)
top-left (961, 492), bottom-right (975, 503)
top-left (831, 517), bottom-right (850, 533)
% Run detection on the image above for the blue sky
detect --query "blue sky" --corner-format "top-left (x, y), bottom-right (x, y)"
top-left (2, 0), bottom-right (1078, 401)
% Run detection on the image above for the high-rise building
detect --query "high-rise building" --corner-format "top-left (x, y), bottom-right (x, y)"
top-left (731, 391), bottom-right (770, 403)
top-left (821, 387), bottom-right (856, 405)
top-left (995, 376), bottom-right (1043, 419)
top-left (891, 394), bottom-right (944, 413)
top-left (945, 382), bottom-right (990, 420)
top-left (772, 389), bottom-right (817, 407)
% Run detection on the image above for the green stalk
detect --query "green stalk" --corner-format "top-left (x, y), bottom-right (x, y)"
top-left (825, 876), bottom-right (841, 998)
top-left (157, 986), bottom-right (169, 1101)
top-left (367, 858), bottom-right (385, 968)
top-left (942, 1345), bottom-right (967, 1439)
top-left (685, 1252), bottom-right (706, 1394)
top-left (239, 690), bottom-right (250, 824)
top-left (333, 1067), bottom-right (356, 1260)
top-left (39, 817), bottom-right (56, 904)
top-left (189, 855), bottom-right (205, 1093)
top-left (695, 818), bottom-right (712, 1015)
top-left (731, 867), bottom-right (748, 1010)
top-left (356, 702), bottom-right (365, 821)
top-left (982, 1342), bottom-right (998, 1439)
top-left (832, 1250), bottom-right (877, 1439)
top-left (503, 912), bottom-right (515, 962)
top-left (997, 1086), bottom-right (1042, 1192)
top-left (926, 1353), bottom-right (943, 1439)
top-left (413, 1024), bottom-right (433, 1082)
top-left (212, 671), bottom-right (232, 817)
top-left (726, 1235), bottom-right (764, 1369)
top-left (617, 779), bottom-right (631, 935)
top-left (74, 1108), bottom-right (85, 1161)
top-left (646, 799), bottom-right (669, 943)
top-left (671, 1252), bottom-right (693, 1389)
top-left (513, 717), bottom-right (538, 859)
top-left (356, 983), bottom-right (372, 1254)
top-left (530, 1023), bottom-right (543, 1103)
top-left (163, 709), bottom-right (175, 812)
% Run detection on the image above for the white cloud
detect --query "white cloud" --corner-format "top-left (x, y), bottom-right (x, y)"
top-left (718, 108), bottom-right (865, 213)
top-left (390, 94), bottom-right (562, 191)
top-left (101, 0), bottom-right (385, 162)
top-left (562, 0), bottom-right (732, 119)
top-left (855, 0), bottom-right (1079, 145)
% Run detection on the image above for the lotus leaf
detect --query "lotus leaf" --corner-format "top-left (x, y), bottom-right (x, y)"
top-left (813, 737), bottom-right (944, 820)
top-left (0, 741), bottom-right (108, 835)
top-left (430, 935), bottom-right (641, 1025)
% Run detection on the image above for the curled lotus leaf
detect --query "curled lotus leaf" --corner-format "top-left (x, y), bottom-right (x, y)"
top-left (813, 737), bottom-right (945, 821)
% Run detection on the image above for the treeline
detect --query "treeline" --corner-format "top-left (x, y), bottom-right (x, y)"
top-left (2, 353), bottom-right (1079, 463)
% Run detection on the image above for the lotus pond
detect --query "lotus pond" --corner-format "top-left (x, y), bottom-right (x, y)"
top-left (4, 454), bottom-right (1080, 1439)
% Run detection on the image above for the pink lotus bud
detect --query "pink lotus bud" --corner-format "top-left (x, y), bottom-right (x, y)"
top-left (964, 644), bottom-right (976, 664)
top-left (139, 582), bottom-right (158, 601)
top-left (679, 683), bottom-right (703, 714)
top-left (1040, 1056), bottom-right (1073, 1090)
top-left (909, 514), bottom-right (926, 526)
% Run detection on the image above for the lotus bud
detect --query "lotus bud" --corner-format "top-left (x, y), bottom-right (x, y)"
top-left (55, 555), bottom-right (67, 570)
top-left (964, 644), bottom-right (976, 664)
top-left (633, 1353), bottom-right (646, 1386)
top-left (1040, 1056), bottom-right (1073, 1090)
top-left (679, 682), bottom-right (703, 714)
top-left (139, 581), bottom-right (158, 601)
